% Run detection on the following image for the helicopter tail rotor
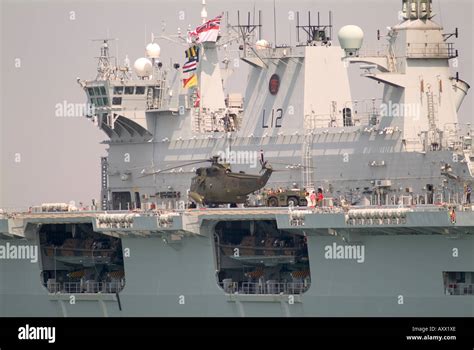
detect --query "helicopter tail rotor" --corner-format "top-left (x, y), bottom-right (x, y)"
top-left (259, 149), bottom-right (273, 173)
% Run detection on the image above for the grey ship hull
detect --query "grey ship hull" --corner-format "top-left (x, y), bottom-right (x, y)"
top-left (1, 0), bottom-right (473, 318)
top-left (1, 209), bottom-right (473, 317)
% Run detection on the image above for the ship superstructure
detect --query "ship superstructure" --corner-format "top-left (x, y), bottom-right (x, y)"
top-left (74, 0), bottom-right (473, 213)
top-left (0, 0), bottom-right (473, 317)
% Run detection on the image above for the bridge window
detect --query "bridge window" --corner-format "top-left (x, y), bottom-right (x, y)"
top-left (88, 85), bottom-right (109, 109)
top-left (112, 97), bottom-right (122, 105)
top-left (343, 108), bottom-right (353, 127)
top-left (135, 86), bottom-right (146, 94)
top-left (125, 86), bottom-right (135, 95)
top-left (113, 86), bottom-right (124, 95)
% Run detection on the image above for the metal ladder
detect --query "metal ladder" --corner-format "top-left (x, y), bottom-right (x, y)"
top-left (100, 157), bottom-right (108, 210)
top-left (192, 108), bottom-right (201, 132)
top-left (426, 92), bottom-right (439, 146)
top-left (302, 137), bottom-right (314, 190)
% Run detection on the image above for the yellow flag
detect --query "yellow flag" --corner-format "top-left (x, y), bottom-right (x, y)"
top-left (183, 74), bottom-right (198, 89)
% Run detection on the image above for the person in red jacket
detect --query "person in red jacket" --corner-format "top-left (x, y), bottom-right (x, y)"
top-left (317, 188), bottom-right (324, 206)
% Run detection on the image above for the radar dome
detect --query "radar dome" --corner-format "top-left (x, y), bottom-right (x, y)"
top-left (146, 43), bottom-right (161, 59)
top-left (338, 25), bottom-right (364, 55)
top-left (134, 57), bottom-right (153, 77)
top-left (255, 39), bottom-right (270, 50)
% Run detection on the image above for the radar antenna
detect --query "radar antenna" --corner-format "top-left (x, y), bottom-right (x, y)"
top-left (296, 11), bottom-right (333, 46)
top-left (92, 38), bottom-right (118, 80)
top-left (227, 10), bottom-right (267, 67)
top-left (229, 10), bottom-right (262, 53)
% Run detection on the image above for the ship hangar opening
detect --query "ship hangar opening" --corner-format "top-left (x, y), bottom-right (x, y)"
top-left (38, 224), bottom-right (125, 294)
top-left (213, 220), bottom-right (311, 295)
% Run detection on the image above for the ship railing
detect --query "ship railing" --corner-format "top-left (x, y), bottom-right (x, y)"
top-left (241, 282), bottom-right (309, 295)
top-left (218, 281), bottom-right (310, 295)
top-left (101, 209), bottom-right (167, 216)
top-left (46, 281), bottom-right (124, 294)
top-left (1, 207), bottom-right (179, 216)
top-left (304, 112), bottom-right (376, 130)
top-left (219, 281), bottom-right (239, 293)
top-left (358, 45), bottom-right (389, 58)
top-left (194, 204), bottom-right (464, 215)
top-left (63, 282), bottom-right (82, 294)
top-left (0, 207), bottom-right (31, 218)
top-left (243, 46), bottom-right (300, 60)
top-left (43, 246), bottom-right (115, 258)
top-left (0, 207), bottom-right (30, 214)
top-left (195, 207), bottom-right (289, 212)
top-left (218, 244), bottom-right (302, 257)
top-left (6, 203), bottom-right (470, 218)
top-left (406, 42), bottom-right (457, 59)
top-left (342, 204), bottom-right (463, 212)
top-left (445, 284), bottom-right (474, 296)
top-left (46, 282), bottom-right (61, 294)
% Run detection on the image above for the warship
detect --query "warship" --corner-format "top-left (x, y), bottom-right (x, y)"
top-left (0, 0), bottom-right (473, 317)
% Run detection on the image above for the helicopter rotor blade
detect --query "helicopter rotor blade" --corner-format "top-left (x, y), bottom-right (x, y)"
top-left (139, 159), bottom-right (211, 177)
top-left (257, 150), bottom-right (315, 170)
top-left (269, 161), bottom-right (317, 169)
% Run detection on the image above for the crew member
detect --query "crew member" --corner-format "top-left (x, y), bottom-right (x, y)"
top-left (449, 208), bottom-right (456, 224)
top-left (309, 191), bottom-right (316, 207)
top-left (317, 188), bottom-right (324, 206)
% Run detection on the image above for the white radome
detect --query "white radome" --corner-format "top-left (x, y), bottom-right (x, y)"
top-left (134, 57), bottom-right (153, 77)
top-left (146, 43), bottom-right (161, 59)
top-left (255, 39), bottom-right (270, 50)
top-left (338, 25), bottom-right (364, 51)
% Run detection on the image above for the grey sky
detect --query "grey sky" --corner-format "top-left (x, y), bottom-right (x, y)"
top-left (0, 0), bottom-right (472, 209)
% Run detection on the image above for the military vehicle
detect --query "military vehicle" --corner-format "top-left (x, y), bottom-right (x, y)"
top-left (264, 188), bottom-right (308, 207)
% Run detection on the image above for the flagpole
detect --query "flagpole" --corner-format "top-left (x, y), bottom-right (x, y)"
top-left (273, 0), bottom-right (277, 47)
top-left (198, 43), bottom-right (203, 122)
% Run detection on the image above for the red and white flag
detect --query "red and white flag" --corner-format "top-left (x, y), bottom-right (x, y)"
top-left (189, 15), bottom-right (222, 43)
top-left (183, 60), bottom-right (198, 73)
top-left (193, 89), bottom-right (200, 108)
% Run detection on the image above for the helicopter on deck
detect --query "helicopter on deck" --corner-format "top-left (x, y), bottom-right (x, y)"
top-left (142, 151), bottom-right (316, 207)
top-left (142, 154), bottom-right (273, 207)
top-left (189, 156), bottom-right (273, 206)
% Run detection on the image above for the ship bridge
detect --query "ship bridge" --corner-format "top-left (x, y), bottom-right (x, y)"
top-left (78, 39), bottom-right (184, 143)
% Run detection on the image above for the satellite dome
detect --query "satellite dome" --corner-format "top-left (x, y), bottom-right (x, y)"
top-left (134, 57), bottom-right (153, 77)
top-left (146, 43), bottom-right (161, 59)
top-left (255, 39), bottom-right (270, 50)
top-left (338, 25), bottom-right (364, 53)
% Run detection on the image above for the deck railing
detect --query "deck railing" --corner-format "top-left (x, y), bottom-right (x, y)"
top-left (406, 43), bottom-right (457, 59)
top-left (46, 280), bottom-right (124, 294)
top-left (445, 284), bottom-right (474, 296)
top-left (219, 281), bottom-right (310, 295)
